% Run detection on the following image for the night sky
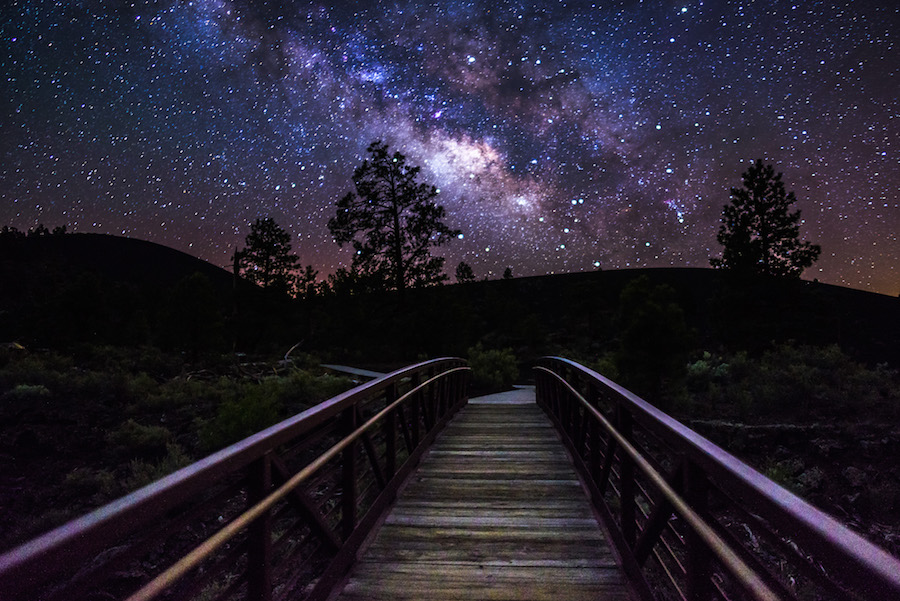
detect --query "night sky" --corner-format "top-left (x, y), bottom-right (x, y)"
top-left (2, 1), bottom-right (897, 294)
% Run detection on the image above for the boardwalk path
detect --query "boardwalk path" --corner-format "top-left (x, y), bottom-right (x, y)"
top-left (333, 388), bottom-right (634, 601)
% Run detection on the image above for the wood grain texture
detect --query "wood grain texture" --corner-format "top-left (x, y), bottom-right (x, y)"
top-left (331, 390), bottom-right (636, 601)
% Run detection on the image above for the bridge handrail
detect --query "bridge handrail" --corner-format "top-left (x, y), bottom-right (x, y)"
top-left (0, 357), bottom-right (469, 601)
top-left (127, 366), bottom-right (470, 601)
top-left (535, 356), bottom-right (900, 601)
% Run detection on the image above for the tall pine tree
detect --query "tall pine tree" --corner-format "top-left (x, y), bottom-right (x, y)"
top-left (237, 217), bottom-right (299, 295)
top-left (328, 141), bottom-right (460, 293)
top-left (711, 159), bottom-right (820, 277)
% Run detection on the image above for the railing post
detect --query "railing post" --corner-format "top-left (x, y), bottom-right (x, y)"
top-left (436, 369), bottom-right (445, 417)
top-left (552, 367), bottom-right (563, 420)
top-left (424, 371), bottom-right (436, 430)
top-left (561, 366), bottom-right (572, 438)
top-left (384, 383), bottom-right (397, 480)
top-left (588, 385), bottom-right (602, 484)
top-left (341, 407), bottom-right (358, 540)
top-left (618, 404), bottom-right (636, 548)
top-left (575, 379), bottom-right (589, 458)
top-left (684, 459), bottom-right (712, 601)
top-left (247, 453), bottom-right (273, 601)
top-left (447, 365), bottom-right (457, 411)
top-left (534, 366), bottom-right (544, 409)
top-left (410, 373), bottom-right (421, 447)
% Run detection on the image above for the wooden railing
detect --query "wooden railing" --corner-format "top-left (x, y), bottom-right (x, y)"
top-left (0, 358), bottom-right (469, 601)
top-left (534, 356), bottom-right (900, 601)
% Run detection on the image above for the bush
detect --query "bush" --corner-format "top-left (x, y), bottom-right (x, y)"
top-left (468, 343), bottom-right (518, 393)
top-left (277, 369), bottom-right (352, 411)
top-left (2, 383), bottom-right (51, 402)
top-left (590, 352), bottom-right (620, 382)
top-left (199, 383), bottom-right (283, 452)
top-left (107, 419), bottom-right (172, 459)
top-left (63, 467), bottom-right (117, 500)
top-left (680, 343), bottom-right (900, 422)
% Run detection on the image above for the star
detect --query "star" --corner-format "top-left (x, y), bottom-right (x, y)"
top-left (1, 1), bottom-right (898, 294)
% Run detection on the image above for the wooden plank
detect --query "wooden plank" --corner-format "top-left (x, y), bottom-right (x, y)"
top-left (331, 393), bottom-right (636, 601)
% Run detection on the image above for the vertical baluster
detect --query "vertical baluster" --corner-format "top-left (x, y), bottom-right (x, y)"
top-left (425, 371), bottom-right (436, 430)
top-left (560, 367), bottom-right (570, 438)
top-left (341, 407), bottom-right (358, 541)
top-left (567, 369), bottom-right (577, 439)
top-left (568, 369), bottom-right (578, 443)
top-left (576, 379), bottom-right (589, 458)
top-left (588, 386), bottom-right (602, 487)
top-left (618, 405), bottom-right (636, 548)
top-left (560, 368), bottom-right (567, 422)
top-left (410, 373), bottom-right (421, 447)
top-left (549, 366), bottom-right (559, 416)
top-left (684, 460), bottom-right (712, 601)
top-left (247, 453), bottom-right (273, 601)
top-left (384, 383), bottom-right (397, 480)
top-left (434, 369), bottom-right (442, 421)
top-left (444, 369), bottom-right (451, 413)
top-left (438, 370), bottom-right (445, 415)
top-left (535, 367), bottom-right (544, 410)
top-left (553, 368), bottom-right (563, 421)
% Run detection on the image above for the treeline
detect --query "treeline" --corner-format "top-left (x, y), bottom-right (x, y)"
top-left (0, 224), bottom-right (68, 238)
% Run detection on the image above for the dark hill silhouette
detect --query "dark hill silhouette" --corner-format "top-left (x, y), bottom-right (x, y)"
top-left (0, 233), bottom-right (247, 349)
top-left (2, 230), bottom-right (897, 368)
top-left (0, 232), bottom-right (234, 290)
top-left (310, 267), bottom-right (900, 369)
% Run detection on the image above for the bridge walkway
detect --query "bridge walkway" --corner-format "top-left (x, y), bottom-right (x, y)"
top-left (332, 387), bottom-right (635, 601)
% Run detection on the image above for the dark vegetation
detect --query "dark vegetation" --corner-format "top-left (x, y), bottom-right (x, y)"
top-left (0, 341), bottom-right (353, 552)
top-left (2, 221), bottom-right (899, 556)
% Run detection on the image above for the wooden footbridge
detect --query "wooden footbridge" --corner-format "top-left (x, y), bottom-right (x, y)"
top-left (2, 358), bottom-right (899, 601)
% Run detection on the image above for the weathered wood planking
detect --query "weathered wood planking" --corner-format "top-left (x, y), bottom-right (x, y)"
top-left (331, 390), bottom-right (636, 601)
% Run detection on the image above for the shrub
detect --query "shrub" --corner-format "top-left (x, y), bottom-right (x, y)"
top-left (63, 467), bottom-right (117, 500)
top-left (590, 352), bottom-right (620, 382)
top-left (149, 377), bottom-right (217, 409)
top-left (107, 419), bottom-right (172, 458)
top-left (2, 383), bottom-right (51, 402)
top-left (680, 343), bottom-right (900, 422)
top-left (277, 369), bottom-right (353, 411)
top-left (199, 383), bottom-right (283, 452)
top-left (468, 343), bottom-right (518, 392)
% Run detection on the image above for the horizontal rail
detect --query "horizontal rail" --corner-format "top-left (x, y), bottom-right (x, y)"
top-left (0, 358), bottom-right (470, 601)
top-left (535, 366), bottom-right (777, 601)
top-left (535, 356), bottom-right (900, 601)
top-left (126, 367), bottom-right (470, 601)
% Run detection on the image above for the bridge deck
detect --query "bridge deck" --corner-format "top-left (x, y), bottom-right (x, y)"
top-left (332, 388), bottom-right (635, 601)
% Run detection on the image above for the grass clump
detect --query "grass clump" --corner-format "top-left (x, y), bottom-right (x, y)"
top-left (125, 443), bottom-right (192, 490)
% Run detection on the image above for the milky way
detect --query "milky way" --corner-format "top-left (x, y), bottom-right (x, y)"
top-left (1, 1), bottom-right (898, 294)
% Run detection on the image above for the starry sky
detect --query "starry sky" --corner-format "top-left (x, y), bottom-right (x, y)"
top-left (2, 1), bottom-right (898, 294)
